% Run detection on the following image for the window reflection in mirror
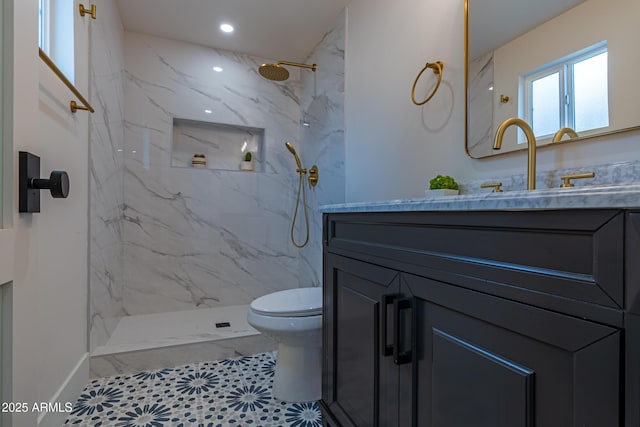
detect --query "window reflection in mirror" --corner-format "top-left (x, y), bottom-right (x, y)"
top-left (522, 43), bottom-right (609, 140)
top-left (465, 0), bottom-right (640, 158)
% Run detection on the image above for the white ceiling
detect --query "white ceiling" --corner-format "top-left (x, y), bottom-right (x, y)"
top-left (115, 0), bottom-right (349, 62)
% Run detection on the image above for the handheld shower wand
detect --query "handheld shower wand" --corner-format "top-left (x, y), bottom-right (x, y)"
top-left (284, 141), bottom-right (319, 248)
top-left (285, 141), bottom-right (303, 171)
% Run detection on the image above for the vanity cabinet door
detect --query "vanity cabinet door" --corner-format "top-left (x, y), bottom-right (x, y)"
top-left (403, 274), bottom-right (621, 427)
top-left (323, 254), bottom-right (401, 427)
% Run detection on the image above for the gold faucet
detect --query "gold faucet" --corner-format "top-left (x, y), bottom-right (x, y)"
top-left (493, 118), bottom-right (538, 190)
top-left (552, 127), bottom-right (579, 143)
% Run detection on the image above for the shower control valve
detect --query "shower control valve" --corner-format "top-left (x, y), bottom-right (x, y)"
top-left (308, 165), bottom-right (319, 188)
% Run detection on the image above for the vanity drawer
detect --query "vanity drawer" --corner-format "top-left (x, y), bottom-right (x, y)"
top-left (324, 209), bottom-right (624, 324)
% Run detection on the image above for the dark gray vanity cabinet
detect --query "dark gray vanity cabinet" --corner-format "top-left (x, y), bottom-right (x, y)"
top-left (322, 256), bottom-right (403, 427)
top-left (322, 209), bottom-right (638, 427)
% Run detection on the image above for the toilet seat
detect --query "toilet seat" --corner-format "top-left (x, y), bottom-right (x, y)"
top-left (250, 287), bottom-right (322, 317)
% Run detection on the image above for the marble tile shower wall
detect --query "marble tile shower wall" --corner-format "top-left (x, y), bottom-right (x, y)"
top-left (89, 0), bottom-right (126, 351)
top-left (467, 52), bottom-right (494, 158)
top-left (122, 33), bottom-right (305, 315)
top-left (298, 12), bottom-right (346, 287)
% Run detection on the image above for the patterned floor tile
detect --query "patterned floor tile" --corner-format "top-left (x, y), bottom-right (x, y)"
top-left (65, 352), bottom-right (322, 427)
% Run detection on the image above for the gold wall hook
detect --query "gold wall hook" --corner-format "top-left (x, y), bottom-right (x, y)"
top-left (411, 61), bottom-right (444, 106)
top-left (79, 4), bottom-right (96, 19)
top-left (308, 165), bottom-right (319, 188)
top-left (70, 101), bottom-right (90, 113)
top-left (500, 95), bottom-right (510, 104)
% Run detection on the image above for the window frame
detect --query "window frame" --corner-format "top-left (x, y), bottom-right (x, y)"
top-left (521, 42), bottom-right (609, 141)
top-left (38, 0), bottom-right (75, 83)
top-left (38, 0), bottom-right (51, 53)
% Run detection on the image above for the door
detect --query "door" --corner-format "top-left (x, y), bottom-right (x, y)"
top-left (9, 0), bottom-right (91, 425)
top-left (0, 0), bottom-right (13, 425)
top-left (404, 273), bottom-right (621, 427)
top-left (323, 254), bottom-right (401, 427)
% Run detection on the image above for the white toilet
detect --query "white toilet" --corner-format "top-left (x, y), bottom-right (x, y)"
top-left (247, 287), bottom-right (322, 403)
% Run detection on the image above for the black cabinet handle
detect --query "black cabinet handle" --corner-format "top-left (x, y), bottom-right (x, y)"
top-left (394, 298), bottom-right (413, 365)
top-left (380, 294), bottom-right (395, 357)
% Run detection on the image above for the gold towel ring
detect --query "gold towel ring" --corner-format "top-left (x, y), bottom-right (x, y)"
top-left (411, 61), bottom-right (444, 106)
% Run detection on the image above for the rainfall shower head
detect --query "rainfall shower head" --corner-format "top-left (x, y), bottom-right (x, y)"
top-left (259, 61), bottom-right (317, 82)
top-left (285, 141), bottom-right (303, 170)
top-left (259, 63), bottom-right (290, 81)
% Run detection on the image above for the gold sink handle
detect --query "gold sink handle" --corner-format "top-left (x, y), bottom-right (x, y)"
top-left (560, 172), bottom-right (595, 188)
top-left (552, 127), bottom-right (579, 143)
top-left (480, 182), bottom-right (503, 193)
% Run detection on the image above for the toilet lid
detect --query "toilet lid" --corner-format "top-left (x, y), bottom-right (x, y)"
top-left (250, 287), bottom-right (322, 317)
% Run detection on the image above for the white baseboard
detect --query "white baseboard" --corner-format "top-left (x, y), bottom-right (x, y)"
top-left (37, 353), bottom-right (89, 427)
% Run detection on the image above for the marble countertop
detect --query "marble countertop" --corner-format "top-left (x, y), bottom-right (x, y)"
top-left (320, 184), bottom-right (640, 213)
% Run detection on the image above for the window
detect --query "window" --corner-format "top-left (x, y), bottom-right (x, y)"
top-left (38, 0), bottom-right (49, 52)
top-left (38, 0), bottom-right (75, 82)
top-left (522, 43), bottom-right (609, 140)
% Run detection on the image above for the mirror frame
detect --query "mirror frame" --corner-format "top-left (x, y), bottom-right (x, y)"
top-left (464, 0), bottom-right (640, 159)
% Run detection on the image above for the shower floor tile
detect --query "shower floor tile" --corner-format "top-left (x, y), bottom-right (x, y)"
top-left (65, 352), bottom-right (322, 427)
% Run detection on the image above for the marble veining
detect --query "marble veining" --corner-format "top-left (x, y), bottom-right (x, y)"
top-left (90, 10), bottom-right (346, 356)
top-left (323, 160), bottom-right (640, 213)
top-left (467, 52), bottom-right (494, 158)
top-left (461, 160), bottom-right (640, 193)
top-left (122, 32), bottom-right (303, 315)
top-left (89, 0), bottom-right (126, 351)
top-left (322, 184), bottom-right (640, 213)
top-left (92, 305), bottom-right (258, 356)
top-left (297, 11), bottom-right (346, 287)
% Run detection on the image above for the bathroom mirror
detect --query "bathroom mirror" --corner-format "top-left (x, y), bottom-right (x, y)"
top-left (465, 0), bottom-right (640, 158)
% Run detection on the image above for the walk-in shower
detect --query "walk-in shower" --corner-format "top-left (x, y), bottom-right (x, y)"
top-left (88, 9), bottom-right (345, 378)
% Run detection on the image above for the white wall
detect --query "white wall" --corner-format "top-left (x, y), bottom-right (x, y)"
top-left (345, 0), bottom-right (465, 201)
top-left (345, 0), bottom-right (640, 202)
top-left (10, 0), bottom-right (89, 425)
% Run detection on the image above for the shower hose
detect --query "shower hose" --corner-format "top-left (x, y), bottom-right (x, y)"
top-left (290, 169), bottom-right (310, 248)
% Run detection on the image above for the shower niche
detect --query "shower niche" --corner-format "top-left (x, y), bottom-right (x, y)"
top-left (171, 118), bottom-right (264, 172)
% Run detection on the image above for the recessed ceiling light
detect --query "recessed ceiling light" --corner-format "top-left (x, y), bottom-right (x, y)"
top-left (213, 66), bottom-right (223, 72)
top-left (220, 23), bottom-right (234, 33)
top-left (205, 109), bottom-right (212, 114)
